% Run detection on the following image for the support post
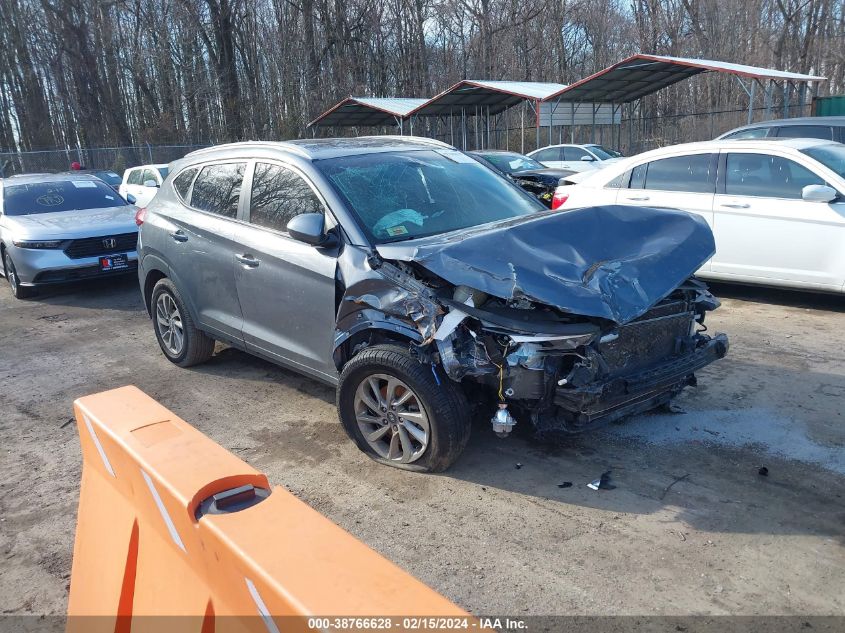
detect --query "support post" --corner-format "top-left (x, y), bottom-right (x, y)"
top-left (520, 103), bottom-right (525, 154)
top-left (783, 82), bottom-right (790, 118)
top-left (748, 79), bottom-right (756, 125)
top-left (765, 80), bottom-right (773, 120)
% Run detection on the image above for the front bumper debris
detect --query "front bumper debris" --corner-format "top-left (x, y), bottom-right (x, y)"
top-left (548, 333), bottom-right (729, 433)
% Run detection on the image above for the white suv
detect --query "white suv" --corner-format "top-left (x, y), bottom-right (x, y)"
top-left (557, 138), bottom-right (845, 293)
top-left (527, 144), bottom-right (622, 173)
top-left (119, 164), bottom-right (169, 207)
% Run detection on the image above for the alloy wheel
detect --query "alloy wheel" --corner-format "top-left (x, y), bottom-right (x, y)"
top-left (155, 292), bottom-right (185, 356)
top-left (353, 373), bottom-right (430, 464)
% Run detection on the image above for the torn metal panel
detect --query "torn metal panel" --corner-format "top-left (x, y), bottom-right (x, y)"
top-left (376, 205), bottom-right (716, 325)
top-left (334, 247), bottom-right (443, 354)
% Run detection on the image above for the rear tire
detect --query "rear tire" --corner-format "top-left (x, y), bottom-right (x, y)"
top-left (151, 278), bottom-right (215, 367)
top-left (3, 251), bottom-right (35, 299)
top-left (337, 344), bottom-right (471, 472)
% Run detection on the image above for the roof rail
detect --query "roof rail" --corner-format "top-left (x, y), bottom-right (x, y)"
top-left (355, 135), bottom-right (454, 148)
top-left (184, 141), bottom-right (310, 159)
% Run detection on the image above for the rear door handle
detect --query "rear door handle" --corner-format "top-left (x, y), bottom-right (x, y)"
top-left (236, 254), bottom-right (260, 267)
top-left (720, 203), bottom-right (750, 209)
top-left (170, 230), bottom-right (188, 242)
top-left (624, 195), bottom-right (650, 201)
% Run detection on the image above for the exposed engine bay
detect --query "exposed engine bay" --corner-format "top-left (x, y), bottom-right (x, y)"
top-left (333, 205), bottom-right (729, 436)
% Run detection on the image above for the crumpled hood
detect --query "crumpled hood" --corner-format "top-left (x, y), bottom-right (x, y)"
top-left (4, 205), bottom-right (137, 238)
top-left (375, 205), bottom-right (715, 325)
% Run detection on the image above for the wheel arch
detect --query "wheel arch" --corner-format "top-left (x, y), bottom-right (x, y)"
top-left (143, 268), bottom-right (168, 316)
top-left (333, 317), bottom-right (423, 372)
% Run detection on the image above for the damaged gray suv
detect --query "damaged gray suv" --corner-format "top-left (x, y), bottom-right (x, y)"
top-left (138, 137), bottom-right (728, 471)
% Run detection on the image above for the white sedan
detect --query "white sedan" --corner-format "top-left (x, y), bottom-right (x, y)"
top-left (555, 138), bottom-right (845, 293)
top-left (527, 144), bottom-right (622, 173)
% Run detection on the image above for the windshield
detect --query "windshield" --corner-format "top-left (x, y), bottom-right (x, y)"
top-left (801, 144), bottom-right (845, 179)
top-left (157, 167), bottom-right (169, 178)
top-left (3, 179), bottom-right (127, 216)
top-left (317, 149), bottom-right (543, 243)
top-left (588, 145), bottom-right (622, 160)
top-left (478, 152), bottom-right (545, 173)
top-left (93, 171), bottom-right (121, 186)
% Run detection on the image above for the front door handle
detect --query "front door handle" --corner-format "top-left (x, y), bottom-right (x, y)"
top-left (236, 254), bottom-right (260, 267)
top-left (720, 202), bottom-right (750, 209)
top-left (625, 195), bottom-right (650, 201)
top-left (170, 230), bottom-right (188, 242)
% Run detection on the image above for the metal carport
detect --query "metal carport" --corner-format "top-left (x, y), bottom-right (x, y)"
top-left (405, 80), bottom-right (568, 152)
top-left (308, 97), bottom-right (429, 134)
top-left (542, 54), bottom-right (826, 149)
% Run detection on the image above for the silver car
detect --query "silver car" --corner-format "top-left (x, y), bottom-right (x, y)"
top-left (138, 137), bottom-right (727, 472)
top-left (1, 173), bottom-right (139, 299)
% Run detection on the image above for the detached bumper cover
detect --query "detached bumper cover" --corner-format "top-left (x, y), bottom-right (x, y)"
top-left (552, 333), bottom-right (729, 429)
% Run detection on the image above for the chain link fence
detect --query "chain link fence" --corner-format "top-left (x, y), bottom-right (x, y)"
top-left (0, 100), bottom-right (814, 178)
top-left (0, 143), bottom-right (211, 178)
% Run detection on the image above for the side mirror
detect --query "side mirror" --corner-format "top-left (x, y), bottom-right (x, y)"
top-left (143, 179), bottom-right (159, 188)
top-left (126, 194), bottom-right (137, 205)
top-left (580, 155), bottom-right (596, 162)
top-left (287, 213), bottom-right (336, 247)
top-left (802, 184), bottom-right (837, 203)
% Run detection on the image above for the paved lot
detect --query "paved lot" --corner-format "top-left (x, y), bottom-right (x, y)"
top-left (0, 275), bottom-right (843, 616)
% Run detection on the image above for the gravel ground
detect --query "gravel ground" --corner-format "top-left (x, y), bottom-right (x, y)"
top-left (0, 276), bottom-right (843, 616)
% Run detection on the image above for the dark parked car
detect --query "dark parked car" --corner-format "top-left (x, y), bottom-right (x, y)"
top-left (717, 116), bottom-right (845, 142)
top-left (470, 150), bottom-right (574, 207)
top-left (137, 137), bottom-right (728, 472)
top-left (60, 169), bottom-right (123, 192)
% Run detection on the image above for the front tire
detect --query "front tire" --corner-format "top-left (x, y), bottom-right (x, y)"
top-left (3, 251), bottom-right (35, 299)
top-left (151, 278), bottom-right (215, 367)
top-left (337, 344), bottom-right (471, 472)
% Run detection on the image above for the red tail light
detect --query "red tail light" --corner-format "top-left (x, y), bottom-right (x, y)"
top-left (134, 207), bottom-right (147, 226)
top-left (551, 189), bottom-right (569, 210)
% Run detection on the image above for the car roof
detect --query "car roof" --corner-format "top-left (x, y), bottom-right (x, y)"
top-left (531, 143), bottom-right (603, 150)
top-left (634, 137), bottom-right (837, 158)
top-left (729, 116), bottom-right (845, 129)
top-left (470, 149), bottom-right (522, 154)
top-left (0, 173), bottom-right (101, 186)
top-left (128, 164), bottom-right (168, 169)
top-left (56, 170), bottom-right (117, 176)
top-left (183, 136), bottom-right (453, 162)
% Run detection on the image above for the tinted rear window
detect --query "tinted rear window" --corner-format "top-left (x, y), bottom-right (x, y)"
top-left (643, 154), bottom-right (715, 193)
top-left (3, 179), bottom-right (127, 216)
top-left (723, 128), bottom-right (769, 140)
top-left (93, 171), bottom-right (121, 186)
top-left (776, 125), bottom-right (833, 140)
top-left (172, 167), bottom-right (198, 200)
top-left (532, 148), bottom-right (561, 162)
top-left (190, 163), bottom-right (246, 218)
top-left (477, 153), bottom-right (544, 173)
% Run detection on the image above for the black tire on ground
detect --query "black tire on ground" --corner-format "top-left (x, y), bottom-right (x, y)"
top-left (337, 343), bottom-right (471, 472)
top-left (3, 251), bottom-right (36, 299)
top-left (151, 277), bottom-right (215, 367)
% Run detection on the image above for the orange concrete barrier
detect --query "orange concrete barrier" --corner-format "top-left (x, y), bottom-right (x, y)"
top-left (67, 386), bottom-right (471, 633)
